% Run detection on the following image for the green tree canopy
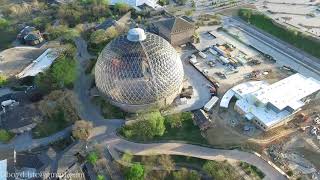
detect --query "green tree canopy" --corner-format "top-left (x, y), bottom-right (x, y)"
top-left (115, 2), bottom-right (130, 14)
top-left (173, 168), bottom-right (200, 180)
top-left (0, 18), bottom-right (9, 29)
top-left (0, 74), bottom-right (8, 87)
top-left (35, 55), bottom-right (77, 92)
top-left (87, 151), bottom-right (99, 164)
top-left (202, 161), bottom-right (237, 180)
top-left (125, 163), bottom-right (145, 180)
top-left (121, 111), bottom-right (166, 140)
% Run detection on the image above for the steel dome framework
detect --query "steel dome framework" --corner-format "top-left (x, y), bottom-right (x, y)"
top-left (95, 30), bottom-right (184, 112)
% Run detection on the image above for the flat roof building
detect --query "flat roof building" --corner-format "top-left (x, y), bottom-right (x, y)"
top-left (225, 74), bottom-right (320, 131)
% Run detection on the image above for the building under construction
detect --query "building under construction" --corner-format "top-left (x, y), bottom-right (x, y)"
top-left (222, 74), bottom-right (320, 131)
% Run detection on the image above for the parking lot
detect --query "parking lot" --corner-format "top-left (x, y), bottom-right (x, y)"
top-left (187, 27), bottom-right (293, 97)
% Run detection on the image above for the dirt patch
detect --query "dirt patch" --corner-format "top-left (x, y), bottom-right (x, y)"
top-left (0, 47), bottom-right (45, 77)
top-left (296, 147), bottom-right (320, 169)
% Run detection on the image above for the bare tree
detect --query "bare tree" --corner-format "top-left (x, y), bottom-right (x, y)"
top-left (72, 120), bottom-right (93, 140)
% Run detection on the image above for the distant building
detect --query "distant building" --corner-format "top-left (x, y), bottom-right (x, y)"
top-left (229, 74), bottom-right (320, 131)
top-left (152, 16), bottom-right (195, 46)
top-left (94, 12), bottom-right (131, 33)
top-left (17, 26), bottom-right (43, 46)
top-left (110, 0), bottom-right (158, 7)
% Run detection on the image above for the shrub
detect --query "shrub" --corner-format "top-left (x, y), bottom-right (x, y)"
top-left (0, 18), bottom-right (9, 29)
top-left (202, 161), bottom-right (237, 180)
top-left (87, 151), bottom-right (99, 165)
top-left (0, 129), bottom-right (14, 143)
top-left (125, 163), bottom-right (144, 180)
top-left (165, 112), bottom-right (192, 128)
top-left (72, 120), bottom-right (93, 140)
top-left (35, 56), bottom-right (77, 92)
top-left (0, 74), bottom-right (8, 87)
top-left (121, 111), bottom-right (165, 140)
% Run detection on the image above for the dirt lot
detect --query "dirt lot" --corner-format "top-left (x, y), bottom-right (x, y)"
top-left (0, 47), bottom-right (45, 77)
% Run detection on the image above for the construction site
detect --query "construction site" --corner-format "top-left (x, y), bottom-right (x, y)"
top-left (178, 15), bottom-right (320, 179)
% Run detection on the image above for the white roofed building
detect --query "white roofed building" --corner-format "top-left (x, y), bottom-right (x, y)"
top-left (225, 74), bottom-right (320, 131)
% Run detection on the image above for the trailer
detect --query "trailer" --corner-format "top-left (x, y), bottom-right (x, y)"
top-left (209, 48), bottom-right (218, 55)
top-left (219, 56), bottom-right (230, 64)
top-left (213, 46), bottom-right (227, 57)
top-left (198, 51), bottom-right (207, 59)
top-left (203, 96), bottom-right (219, 112)
top-left (189, 57), bottom-right (199, 65)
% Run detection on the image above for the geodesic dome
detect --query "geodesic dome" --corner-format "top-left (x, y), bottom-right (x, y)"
top-left (95, 28), bottom-right (184, 112)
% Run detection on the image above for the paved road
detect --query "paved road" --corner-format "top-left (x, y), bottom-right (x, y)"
top-left (92, 133), bottom-right (287, 180)
top-left (0, 127), bottom-right (72, 152)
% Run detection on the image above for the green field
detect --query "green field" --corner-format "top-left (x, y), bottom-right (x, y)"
top-left (238, 9), bottom-right (320, 59)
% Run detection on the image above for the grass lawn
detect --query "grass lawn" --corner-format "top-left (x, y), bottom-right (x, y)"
top-left (239, 161), bottom-right (265, 179)
top-left (32, 109), bottom-right (71, 138)
top-left (153, 114), bottom-right (207, 144)
top-left (238, 9), bottom-right (320, 59)
top-left (0, 129), bottom-right (14, 143)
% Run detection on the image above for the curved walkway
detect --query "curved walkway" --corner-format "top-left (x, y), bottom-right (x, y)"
top-left (1, 37), bottom-right (287, 180)
top-left (92, 133), bottom-right (287, 180)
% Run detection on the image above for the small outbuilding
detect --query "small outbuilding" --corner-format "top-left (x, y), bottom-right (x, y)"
top-left (17, 26), bottom-right (43, 46)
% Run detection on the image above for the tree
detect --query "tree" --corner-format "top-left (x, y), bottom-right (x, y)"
top-left (165, 112), bottom-right (192, 128)
top-left (106, 26), bottom-right (119, 38)
top-left (57, 3), bottom-right (82, 27)
top-left (46, 25), bottom-right (80, 40)
top-left (185, 10), bottom-right (193, 16)
top-left (90, 29), bottom-right (109, 45)
top-left (158, 155), bottom-right (175, 173)
top-left (0, 129), bottom-right (14, 143)
top-left (125, 163), bottom-right (145, 180)
top-left (121, 151), bottom-right (133, 163)
top-left (0, 18), bottom-right (9, 29)
top-left (97, 175), bottom-right (105, 180)
top-left (50, 57), bottom-right (77, 88)
top-left (0, 74), bottom-right (8, 87)
top-left (72, 120), bottom-right (93, 140)
top-left (87, 151), bottom-right (99, 165)
top-left (115, 2), bottom-right (130, 14)
top-left (202, 161), bottom-right (237, 180)
top-left (121, 111), bottom-right (166, 140)
top-left (135, 116), bottom-right (165, 139)
top-left (158, 0), bottom-right (169, 6)
top-left (35, 56), bottom-right (77, 92)
top-left (173, 168), bottom-right (200, 180)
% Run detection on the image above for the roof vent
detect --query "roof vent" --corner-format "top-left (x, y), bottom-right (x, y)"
top-left (127, 28), bottom-right (146, 42)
